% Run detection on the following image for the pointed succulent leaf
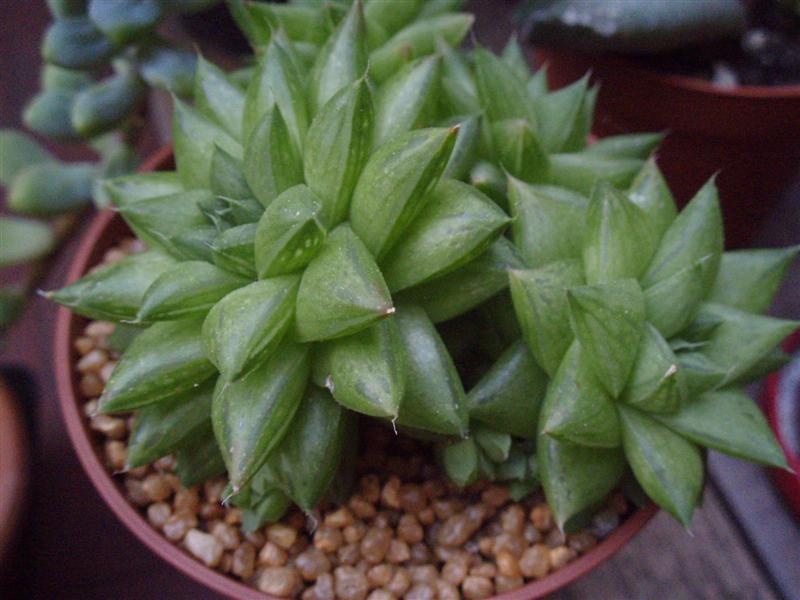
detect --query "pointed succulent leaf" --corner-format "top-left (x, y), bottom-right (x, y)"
top-left (42, 17), bottom-right (115, 69)
top-left (587, 132), bottom-right (663, 159)
top-left (0, 217), bottom-right (55, 268)
top-left (656, 389), bottom-right (787, 468)
top-left (23, 89), bottom-right (80, 141)
top-left (138, 45), bottom-right (197, 97)
top-left (173, 424), bottom-right (226, 487)
top-left (438, 40), bottom-right (480, 116)
top-left (369, 13), bottom-right (473, 82)
top-left (627, 157), bottom-right (676, 238)
top-left (211, 223), bottom-right (258, 278)
top-left (676, 351), bottom-right (727, 397)
top-left (240, 489), bottom-right (292, 532)
top-left (442, 438), bottom-right (480, 487)
top-left (527, 66), bottom-right (549, 101)
top-left (381, 179), bottom-right (509, 292)
top-left (697, 303), bottom-right (799, 386)
top-left (0, 130), bottom-right (54, 186)
top-left (475, 427), bottom-right (512, 463)
top-left (194, 57), bottom-right (245, 138)
top-left (621, 323), bottom-right (685, 414)
top-left (473, 46), bottom-right (532, 124)
top-left (100, 319), bottom-right (216, 413)
top-left (538, 417), bottom-right (626, 529)
top-left (501, 34), bottom-right (529, 81)
top-left (567, 279), bottom-right (646, 397)
top-left (295, 224), bottom-right (393, 342)
top-left (642, 177), bottom-right (722, 291)
top-left (350, 127), bottom-right (457, 260)
top-left (644, 256), bottom-right (711, 338)
top-left (212, 340), bottom-right (309, 489)
top-left (467, 339), bottom-right (547, 439)
top-left (262, 39), bottom-right (310, 152)
top-left (202, 276), bottom-right (299, 382)
top-left (173, 99), bottom-right (241, 189)
top-left (490, 119), bottom-right (549, 182)
top-left (619, 404), bottom-right (703, 527)
top-left (373, 55), bottom-right (441, 149)
top-left (548, 153), bottom-right (642, 196)
top-left (542, 341), bottom-right (621, 447)
top-left (533, 75), bottom-right (589, 153)
top-left (254, 185), bottom-right (327, 279)
top-left (708, 246), bottom-right (800, 314)
top-left (8, 162), bottom-right (95, 216)
top-left (470, 161), bottom-right (507, 208)
top-left (582, 181), bottom-right (657, 284)
top-left (137, 261), bottom-right (249, 323)
top-left (242, 50), bottom-right (276, 140)
top-left (364, 0), bottom-right (421, 35)
top-left (210, 144), bottom-right (254, 200)
top-left (441, 114), bottom-right (479, 180)
top-left (736, 349), bottom-right (791, 384)
top-left (243, 107), bottom-right (304, 208)
top-left (396, 304), bottom-right (468, 435)
top-left (103, 172), bottom-right (183, 207)
top-left (303, 79), bottom-right (373, 226)
top-left (48, 250), bottom-right (176, 321)
top-left (118, 190), bottom-right (210, 256)
top-left (400, 237), bottom-right (524, 323)
top-left (317, 319), bottom-right (405, 418)
top-left (309, 0), bottom-right (367, 113)
top-left (261, 387), bottom-right (355, 511)
top-left (509, 260), bottom-right (584, 377)
top-left (508, 177), bottom-right (588, 269)
top-left (87, 0), bottom-right (162, 44)
top-left (417, 0), bottom-right (466, 18)
top-left (242, 2), bottom-right (330, 45)
top-left (127, 382), bottom-right (214, 468)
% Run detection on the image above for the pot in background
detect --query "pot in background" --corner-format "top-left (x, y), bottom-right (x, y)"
top-left (0, 377), bottom-right (29, 568)
top-left (536, 49), bottom-right (800, 248)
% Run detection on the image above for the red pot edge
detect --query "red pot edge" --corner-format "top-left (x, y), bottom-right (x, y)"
top-left (53, 146), bottom-right (659, 600)
top-left (0, 379), bottom-right (30, 567)
top-left (764, 330), bottom-right (800, 516)
top-left (534, 48), bottom-right (800, 99)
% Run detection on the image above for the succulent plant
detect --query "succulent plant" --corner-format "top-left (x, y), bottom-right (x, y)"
top-left (50, 0), bottom-right (796, 534)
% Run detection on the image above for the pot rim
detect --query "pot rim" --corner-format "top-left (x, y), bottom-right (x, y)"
top-left (0, 378), bottom-right (29, 567)
top-left (536, 48), bottom-right (800, 99)
top-left (54, 145), bottom-right (658, 600)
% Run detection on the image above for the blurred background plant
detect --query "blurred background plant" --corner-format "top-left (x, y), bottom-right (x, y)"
top-left (0, 0), bottom-right (220, 336)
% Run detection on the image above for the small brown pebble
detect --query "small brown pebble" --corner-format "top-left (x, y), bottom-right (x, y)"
top-left (469, 562), bottom-right (496, 578)
top-left (296, 547), bottom-right (332, 581)
top-left (288, 535), bottom-right (309, 556)
top-left (210, 521), bottom-right (240, 550)
top-left (481, 486), bottom-right (510, 508)
top-left (436, 580), bottom-right (460, 600)
top-left (334, 565), bottom-right (369, 600)
top-left (436, 508), bottom-right (485, 547)
top-left (549, 545), bottom-right (574, 570)
top-left (74, 336), bottom-right (94, 355)
top-left (219, 552), bottom-right (233, 574)
top-left (259, 566), bottom-right (300, 597)
top-left (380, 477), bottom-right (401, 509)
top-left (421, 480), bottom-right (445, 500)
top-left (546, 527), bottom-right (566, 548)
top-left (496, 550), bottom-right (521, 578)
top-left (367, 563), bottom-right (394, 587)
top-left (90, 414), bottom-right (126, 440)
top-left (530, 504), bottom-right (553, 531)
top-left (314, 526), bottom-right (344, 553)
top-left (224, 507), bottom-right (243, 526)
top-left (77, 349), bottom-right (108, 373)
top-left (162, 510), bottom-right (197, 542)
top-left (142, 473), bottom-right (172, 503)
top-left (397, 514), bottom-right (424, 544)
top-left (245, 530), bottom-right (266, 548)
top-left (478, 536), bottom-right (494, 556)
top-left (432, 499), bottom-right (462, 521)
top-left (304, 572), bottom-right (335, 600)
top-left (405, 583), bottom-right (435, 600)
top-left (86, 320), bottom-right (115, 339)
top-left (200, 502), bottom-right (225, 521)
top-left (500, 505), bottom-right (526, 534)
top-left (591, 508), bottom-right (620, 539)
top-left (366, 590), bottom-right (393, 600)
top-left (337, 543), bottom-right (361, 566)
top-left (397, 485), bottom-right (426, 513)
top-left (185, 529), bottom-right (224, 567)
top-left (417, 507), bottom-right (435, 526)
top-left (104, 440), bottom-right (127, 471)
top-left (385, 567), bottom-right (411, 597)
top-left (568, 531), bottom-right (597, 554)
top-left (462, 575), bottom-right (493, 600)
top-left (519, 544), bottom-right (550, 579)
top-left (523, 523), bottom-right (542, 544)
top-left (128, 464), bottom-right (149, 478)
top-left (350, 495), bottom-right (377, 519)
top-left (173, 487), bottom-right (200, 513)
top-left (409, 565), bottom-right (437, 585)
top-left (495, 575), bottom-right (524, 593)
top-left (325, 507), bottom-right (354, 529)
top-left (99, 361), bottom-right (116, 383)
top-left (359, 474), bottom-right (381, 503)
top-left (232, 542), bottom-right (256, 579)
top-left (259, 541), bottom-right (288, 567)
top-left (442, 560), bottom-right (468, 585)
top-left (147, 502), bottom-right (172, 529)
top-left (385, 539), bottom-right (410, 563)
top-left (409, 542), bottom-right (430, 565)
top-left (493, 532), bottom-right (526, 558)
top-left (80, 373), bottom-right (104, 397)
top-left (267, 523), bottom-right (298, 550)
top-left (125, 478), bottom-right (150, 507)
top-left (372, 511), bottom-right (392, 529)
top-left (343, 521), bottom-right (367, 544)
top-left (203, 479), bottom-right (226, 504)
top-left (82, 399), bottom-right (98, 418)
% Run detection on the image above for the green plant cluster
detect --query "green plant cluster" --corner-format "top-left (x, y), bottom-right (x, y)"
top-left (50, 0), bottom-right (797, 532)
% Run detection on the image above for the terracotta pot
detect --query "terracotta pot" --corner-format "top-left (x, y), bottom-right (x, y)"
top-left (55, 146), bottom-right (657, 599)
top-left (0, 378), bottom-right (29, 568)
top-left (764, 330), bottom-right (800, 519)
top-left (536, 49), bottom-right (800, 248)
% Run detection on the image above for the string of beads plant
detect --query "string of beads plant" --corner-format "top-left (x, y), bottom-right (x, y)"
top-left (51, 0), bottom-right (797, 596)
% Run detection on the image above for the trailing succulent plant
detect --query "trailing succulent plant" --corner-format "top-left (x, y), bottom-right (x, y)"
top-left (0, 0), bottom-right (219, 332)
top-left (50, 0), bottom-right (797, 534)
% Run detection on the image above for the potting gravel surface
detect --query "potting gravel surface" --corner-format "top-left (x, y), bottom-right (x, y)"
top-left (70, 240), bottom-right (631, 600)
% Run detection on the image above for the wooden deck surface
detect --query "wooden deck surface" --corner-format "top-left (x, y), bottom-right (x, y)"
top-left (1, 2), bottom-right (799, 599)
